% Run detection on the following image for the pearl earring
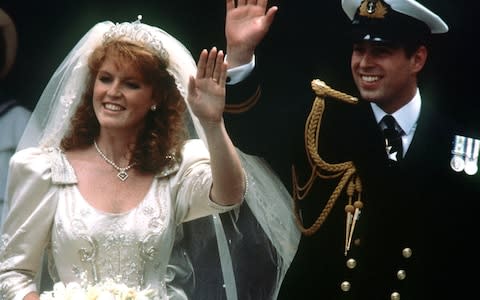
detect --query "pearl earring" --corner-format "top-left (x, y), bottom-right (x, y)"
top-left (150, 104), bottom-right (157, 111)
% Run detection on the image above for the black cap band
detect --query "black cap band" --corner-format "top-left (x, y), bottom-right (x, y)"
top-left (351, 1), bottom-right (431, 46)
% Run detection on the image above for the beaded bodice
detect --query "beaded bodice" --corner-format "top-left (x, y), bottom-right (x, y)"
top-left (49, 179), bottom-right (172, 294)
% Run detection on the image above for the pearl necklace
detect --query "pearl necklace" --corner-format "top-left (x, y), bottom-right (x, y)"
top-left (94, 140), bottom-right (135, 181)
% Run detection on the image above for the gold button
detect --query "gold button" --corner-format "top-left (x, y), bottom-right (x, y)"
top-left (391, 291), bottom-right (400, 300)
top-left (402, 247), bottom-right (412, 258)
top-left (397, 269), bottom-right (406, 280)
top-left (340, 281), bottom-right (351, 292)
top-left (346, 258), bottom-right (357, 269)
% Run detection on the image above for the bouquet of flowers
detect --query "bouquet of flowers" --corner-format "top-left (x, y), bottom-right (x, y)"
top-left (39, 279), bottom-right (157, 300)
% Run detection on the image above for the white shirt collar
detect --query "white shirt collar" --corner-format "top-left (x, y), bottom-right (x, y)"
top-left (371, 88), bottom-right (421, 135)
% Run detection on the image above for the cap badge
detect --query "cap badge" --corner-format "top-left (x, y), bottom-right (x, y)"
top-left (359, 0), bottom-right (388, 19)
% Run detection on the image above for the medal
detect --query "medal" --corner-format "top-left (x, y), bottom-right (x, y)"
top-left (464, 158), bottom-right (478, 175)
top-left (451, 135), bottom-right (480, 175)
top-left (464, 138), bottom-right (479, 175)
top-left (450, 155), bottom-right (465, 172)
top-left (450, 135), bottom-right (466, 172)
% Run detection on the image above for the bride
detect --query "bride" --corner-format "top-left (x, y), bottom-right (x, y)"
top-left (0, 6), bottom-right (299, 300)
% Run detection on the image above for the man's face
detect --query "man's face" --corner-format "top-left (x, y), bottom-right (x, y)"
top-left (350, 41), bottom-right (426, 113)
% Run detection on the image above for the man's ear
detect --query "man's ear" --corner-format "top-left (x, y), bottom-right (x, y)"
top-left (411, 45), bottom-right (428, 73)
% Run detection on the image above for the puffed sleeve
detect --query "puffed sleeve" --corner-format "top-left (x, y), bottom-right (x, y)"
top-left (171, 139), bottom-right (241, 224)
top-left (0, 147), bottom-right (59, 300)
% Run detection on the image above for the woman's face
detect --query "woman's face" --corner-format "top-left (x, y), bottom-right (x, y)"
top-left (93, 56), bottom-right (155, 134)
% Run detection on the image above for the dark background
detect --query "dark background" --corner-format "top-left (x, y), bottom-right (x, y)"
top-left (1, 0), bottom-right (478, 131)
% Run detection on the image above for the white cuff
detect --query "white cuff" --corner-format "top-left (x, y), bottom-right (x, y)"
top-left (225, 55), bottom-right (255, 85)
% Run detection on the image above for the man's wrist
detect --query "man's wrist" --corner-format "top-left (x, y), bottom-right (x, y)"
top-left (225, 54), bottom-right (255, 85)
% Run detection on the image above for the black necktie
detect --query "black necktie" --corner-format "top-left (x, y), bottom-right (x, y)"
top-left (381, 115), bottom-right (403, 163)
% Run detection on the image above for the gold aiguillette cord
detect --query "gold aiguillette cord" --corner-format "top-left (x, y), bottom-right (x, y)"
top-left (292, 80), bottom-right (363, 255)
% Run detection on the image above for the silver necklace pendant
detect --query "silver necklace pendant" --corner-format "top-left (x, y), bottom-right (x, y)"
top-left (94, 140), bottom-right (135, 182)
top-left (117, 170), bottom-right (129, 181)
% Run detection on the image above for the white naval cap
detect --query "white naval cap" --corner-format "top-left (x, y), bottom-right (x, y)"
top-left (341, 0), bottom-right (448, 45)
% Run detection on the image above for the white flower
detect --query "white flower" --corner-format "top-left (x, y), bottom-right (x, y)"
top-left (39, 279), bottom-right (157, 300)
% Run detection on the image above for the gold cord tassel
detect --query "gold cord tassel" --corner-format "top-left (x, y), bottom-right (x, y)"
top-left (292, 80), bottom-right (362, 241)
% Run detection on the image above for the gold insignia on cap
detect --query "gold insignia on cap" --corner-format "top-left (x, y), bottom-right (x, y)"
top-left (358, 0), bottom-right (388, 19)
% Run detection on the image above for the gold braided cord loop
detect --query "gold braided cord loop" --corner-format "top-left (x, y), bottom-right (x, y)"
top-left (310, 79), bottom-right (358, 104)
top-left (292, 79), bottom-right (362, 236)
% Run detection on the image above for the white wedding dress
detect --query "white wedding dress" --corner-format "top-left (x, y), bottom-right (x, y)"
top-left (0, 140), bottom-right (238, 300)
